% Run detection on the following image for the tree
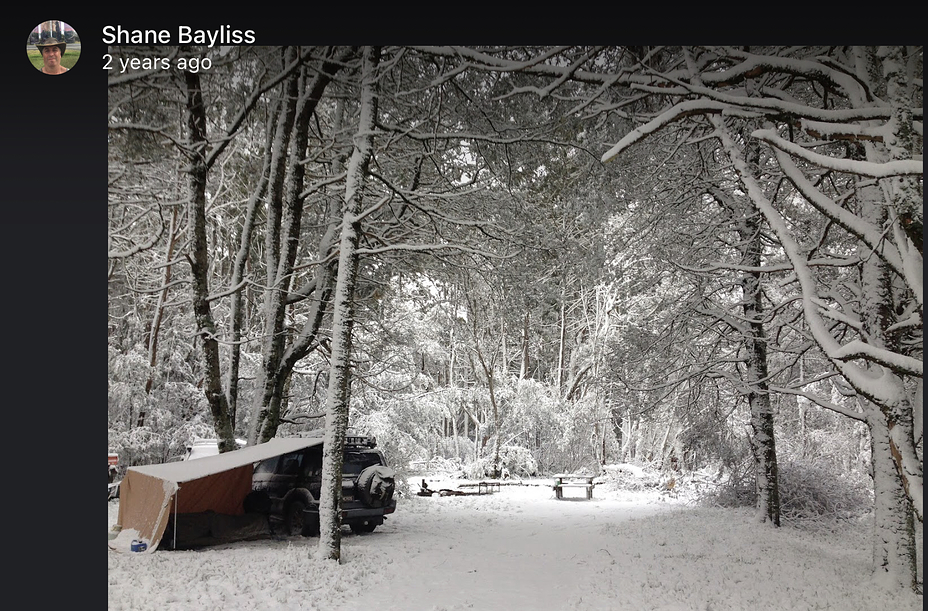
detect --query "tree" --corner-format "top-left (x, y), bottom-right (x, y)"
top-left (432, 42), bottom-right (921, 588)
top-left (182, 57), bottom-right (237, 451)
top-left (600, 45), bottom-right (922, 591)
top-left (317, 46), bottom-right (381, 563)
top-left (108, 46), bottom-right (318, 453)
top-left (108, 45), bottom-right (919, 588)
top-left (247, 46), bottom-right (355, 444)
top-left (109, 47), bottom-right (356, 455)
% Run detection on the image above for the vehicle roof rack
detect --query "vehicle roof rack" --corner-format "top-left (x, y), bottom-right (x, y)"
top-left (296, 429), bottom-right (377, 448)
top-left (345, 434), bottom-right (376, 448)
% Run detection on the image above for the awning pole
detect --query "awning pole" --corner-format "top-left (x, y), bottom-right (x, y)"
top-left (173, 489), bottom-right (178, 549)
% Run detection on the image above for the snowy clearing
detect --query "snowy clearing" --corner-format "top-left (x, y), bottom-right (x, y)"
top-left (108, 477), bottom-right (922, 610)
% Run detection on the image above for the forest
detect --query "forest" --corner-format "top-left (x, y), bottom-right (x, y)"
top-left (107, 46), bottom-right (922, 586)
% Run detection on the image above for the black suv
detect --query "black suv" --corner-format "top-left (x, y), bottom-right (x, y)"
top-left (251, 435), bottom-right (397, 536)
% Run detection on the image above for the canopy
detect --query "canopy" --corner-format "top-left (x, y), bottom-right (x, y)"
top-left (108, 437), bottom-right (323, 553)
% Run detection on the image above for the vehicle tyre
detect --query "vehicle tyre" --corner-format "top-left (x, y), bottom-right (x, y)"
top-left (350, 522), bottom-right (377, 535)
top-left (356, 466), bottom-right (396, 508)
top-left (285, 500), bottom-right (307, 536)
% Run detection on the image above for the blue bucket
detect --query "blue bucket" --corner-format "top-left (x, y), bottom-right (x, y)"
top-left (130, 539), bottom-right (148, 552)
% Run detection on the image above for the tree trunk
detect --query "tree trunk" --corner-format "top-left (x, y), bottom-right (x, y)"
top-left (519, 310), bottom-right (530, 380)
top-left (448, 328), bottom-right (461, 460)
top-left (474, 348), bottom-right (501, 478)
top-left (869, 413), bottom-right (918, 590)
top-left (557, 289), bottom-right (567, 391)
top-left (183, 66), bottom-right (236, 453)
top-left (317, 46), bottom-right (380, 563)
top-left (248, 47), bottom-right (353, 444)
top-left (249, 47), bottom-right (301, 443)
top-left (625, 417), bottom-right (635, 460)
top-left (225, 150), bottom-right (266, 429)
top-left (797, 358), bottom-right (809, 459)
top-left (611, 408), bottom-right (624, 461)
top-left (711, 82), bottom-right (920, 585)
top-left (856, 180), bottom-right (919, 589)
top-left (703, 179), bottom-right (781, 526)
top-left (739, 208), bottom-right (780, 526)
top-left (140, 205), bottom-right (180, 428)
top-left (473, 331), bottom-right (501, 478)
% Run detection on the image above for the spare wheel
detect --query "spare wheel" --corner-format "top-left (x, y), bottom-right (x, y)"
top-left (356, 465), bottom-right (396, 507)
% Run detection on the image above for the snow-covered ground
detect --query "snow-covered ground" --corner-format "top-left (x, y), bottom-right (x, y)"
top-left (108, 476), bottom-right (922, 610)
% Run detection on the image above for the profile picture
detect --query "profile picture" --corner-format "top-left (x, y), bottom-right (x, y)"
top-left (28, 20), bottom-right (80, 75)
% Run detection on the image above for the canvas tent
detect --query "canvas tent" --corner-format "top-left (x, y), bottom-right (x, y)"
top-left (108, 437), bottom-right (323, 553)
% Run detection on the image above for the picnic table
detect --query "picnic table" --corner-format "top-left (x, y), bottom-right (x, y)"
top-left (552, 474), bottom-right (596, 500)
top-left (478, 481), bottom-right (500, 494)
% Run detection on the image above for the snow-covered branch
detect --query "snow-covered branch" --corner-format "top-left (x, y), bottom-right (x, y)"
top-left (769, 148), bottom-right (907, 275)
top-left (769, 385), bottom-right (867, 422)
top-left (753, 129), bottom-right (923, 178)
top-left (800, 118), bottom-right (887, 143)
top-left (715, 119), bottom-right (911, 406)
top-left (601, 100), bottom-right (727, 163)
top-left (355, 242), bottom-right (516, 260)
top-left (828, 340), bottom-right (923, 377)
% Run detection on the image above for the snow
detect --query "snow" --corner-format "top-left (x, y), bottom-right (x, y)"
top-left (108, 477), bottom-right (922, 611)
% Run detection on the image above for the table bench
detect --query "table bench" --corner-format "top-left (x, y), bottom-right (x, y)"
top-left (552, 474), bottom-right (595, 500)
top-left (478, 481), bottom-right (500, 494)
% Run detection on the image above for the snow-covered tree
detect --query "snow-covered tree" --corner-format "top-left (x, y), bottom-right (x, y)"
top-left (599, 45), bottom-right (922, 591)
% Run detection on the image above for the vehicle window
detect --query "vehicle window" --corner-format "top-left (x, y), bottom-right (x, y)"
top-left (304, 449), bottom-right (323, 476)
top-left (343, 452), bottom-right (381, 474)
top-left (254, 456), bottom-right (280, 474)
top-left (280, 452), bottom-right (304, 474)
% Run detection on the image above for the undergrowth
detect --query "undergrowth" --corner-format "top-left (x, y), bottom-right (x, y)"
top-left (698, 457), bottom-right (873, 521)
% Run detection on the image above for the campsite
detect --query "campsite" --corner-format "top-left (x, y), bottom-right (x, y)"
top-left (109, 438), bottom-right (326, 552)
top-left (108, 470), bottom-right (923, 611)
top-left (107, 44), bottom-right (922, 608)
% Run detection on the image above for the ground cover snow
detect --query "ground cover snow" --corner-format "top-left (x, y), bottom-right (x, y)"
top-left (107, 476), bottom-right (922, 610)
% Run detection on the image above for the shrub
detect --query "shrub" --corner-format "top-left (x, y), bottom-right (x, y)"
top-left (462, 444), bottom-right (538, 479)
top-left (700, 457), bottom-right (756, 509)
top-left (700, 455), bottom-right (872, 520)
top-left (601, 463), bottom-right (662, 491)
top-left (777, 459), bottom-right (872, 520)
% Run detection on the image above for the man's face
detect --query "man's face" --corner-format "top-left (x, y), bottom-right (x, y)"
top-left (42, 46), bottom-right (61, 68)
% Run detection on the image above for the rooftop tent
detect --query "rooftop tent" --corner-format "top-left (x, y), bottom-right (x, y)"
top-left (108, 437), bottom-right (323, 553)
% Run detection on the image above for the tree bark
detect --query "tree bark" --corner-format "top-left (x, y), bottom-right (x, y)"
top-left (140, 205), bottom-right (180, 428)
top-left (557, 289), bottom-right (568, 391)
top-left (317, 46), bottom-right (381, 563)
top-left (519, 310), bottom-right (530, 380)
top-left (183, 66), bottom-right (236, 453)
top-left (448, 327), bottom-right (461, 460)
top-left (869, 413), bottom-right (917, 590)
top-left (739, 207), bottom-right (780, 526)
top-left (249, 47), bottom-right (302, 444)
top-left (857, 181), bottom-right (918, 589)
top-left (225, 146), bottom-right (267, 429)
top-left (611, 408), bottom-right (624, 461)
top-left (471, 310), bottom-right (502, 478)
